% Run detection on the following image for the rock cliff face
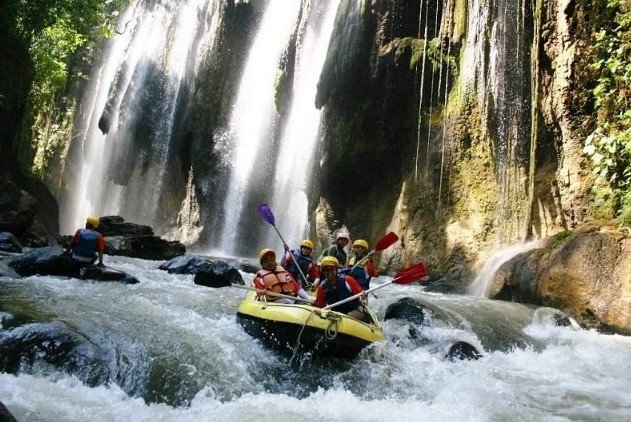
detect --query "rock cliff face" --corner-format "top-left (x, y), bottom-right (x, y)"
top-left (311, 0), bottom-right (600, 281)
top-left (0, 28), bottom-right (58, 244)
top-left (1, 0), bottom-right (617, 281)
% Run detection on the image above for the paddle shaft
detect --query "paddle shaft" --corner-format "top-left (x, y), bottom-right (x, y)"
top-left (348, 250), bottom-right (375, 271)
top-left (231, 284), bottom-right (313, 304)
top-left (271, 225), bottom-right (311, 287)
top-left (348, 232), bottom-right (398, 271)
top-left (322, 280), bottom-right (396, 310)
top-left (322, 266), bottom-right (427, 311)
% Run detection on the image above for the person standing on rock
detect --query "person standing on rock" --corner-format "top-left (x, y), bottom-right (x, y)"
top-left (67, 217), bottom-right (105, 266)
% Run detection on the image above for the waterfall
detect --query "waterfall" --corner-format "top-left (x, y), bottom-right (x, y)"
top-left (217, 0), bottom-right (302, 255)
top-left (217, 0), bottom-right (339, 256)
top-left (63, 0), bottom-right (225, 234)
top-left (461, 0), bottom-right (532, 241)
top-left (414, 0), bottom-right (430, 181)
top-left (266, 0), bottom-right (340, 249)
top-left (467, 240), bottom-right (543, 297)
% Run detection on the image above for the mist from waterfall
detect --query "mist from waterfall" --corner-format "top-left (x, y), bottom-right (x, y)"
top-left (266, 1), bottom-right (340, 249)
top-left (217, 1), bottom-right (302, 255)
top-left (63, 0), bottom-right (224, 234)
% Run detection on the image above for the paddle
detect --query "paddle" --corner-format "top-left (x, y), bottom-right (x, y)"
top-left (323, 262), bottom-right (428, 311)
top-left (229, 284), bottom-right (314, 304)
top-left (349, 231), bottom-right (399, 270)
top-left (258, 203), bottom-right (311, 286)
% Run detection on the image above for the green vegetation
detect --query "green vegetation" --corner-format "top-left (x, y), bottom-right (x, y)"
top-left (584, 0), bottom-right (631, 225)
top-left (1, 0), bottom-right (127, 177)
top-left (379, 37), bottom-right (454, 71)
top-left (550, 230), bottom-right (573, 250)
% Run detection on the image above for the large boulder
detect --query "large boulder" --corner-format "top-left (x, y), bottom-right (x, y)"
top-left (159, 254), bottom-right (257, 275)
top-left (61, 216), bottom-right (186, 261)
top-left (106, 235), bottom-right (185, 261)
top-left (490, 228), bottom-right (631, 335)
top-left (78, 265), bottom-right (139, 284)
top-left (486, 248), bottom-right (547, 304)
top-left (0, 231), bottom-right (22, 253)
top-left (97, 215), bottom-right (153, 237)
top-left (193, 261), bottom-right (244, 288)
top-left (159, 255), bottom-right (245, 287)
top-left (8, 245), bottom-right (71, 276)
top-left (7, 246), bottom-right (139, 283)
top-left (537, 230), bottom-right (631, 334)
top-left (159, 254), bottom-right (213, 274)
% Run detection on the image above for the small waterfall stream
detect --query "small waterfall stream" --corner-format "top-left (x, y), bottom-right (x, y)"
top-left (461, 0), bottom-right (533, 240)
top-left (467, 240), bottom-right (543, 297)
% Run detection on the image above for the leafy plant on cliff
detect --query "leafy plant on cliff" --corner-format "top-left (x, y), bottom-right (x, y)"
top-left (584, 0), bottom-right (631, 225)
top-left (1, 0), bottom-right (127, 177)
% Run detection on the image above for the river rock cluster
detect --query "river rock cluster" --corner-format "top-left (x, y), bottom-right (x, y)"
top-left (486, 227), bottom-right (631, 335)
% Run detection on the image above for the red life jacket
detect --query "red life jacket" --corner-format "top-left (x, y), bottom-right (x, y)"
top-left (257, 266), bottom-right (298, 298)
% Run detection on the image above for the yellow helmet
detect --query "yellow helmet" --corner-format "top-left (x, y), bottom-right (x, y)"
top-left (353, 239), bottom-right (369, 249)
top-left (320, 256), bottom-right (339, 268)
top-left (300, 239), bottom-right (314, 250)
top-left (258, 248), bottom-right (276, 262)
top-left (86, 216), bottom-right (100, 228)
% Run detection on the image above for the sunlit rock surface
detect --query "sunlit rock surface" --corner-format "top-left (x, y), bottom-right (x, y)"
top-left (490, 228), bottom-right (631, 335)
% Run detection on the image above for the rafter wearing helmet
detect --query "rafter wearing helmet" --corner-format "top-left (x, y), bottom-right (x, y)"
top-left (253, 248), bottom-right (313, 304)
top-left (280, 239), bottom-right (320, 289)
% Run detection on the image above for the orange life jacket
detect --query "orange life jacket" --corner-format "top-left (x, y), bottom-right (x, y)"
top-left (257, 266), bottom-right (298, 299)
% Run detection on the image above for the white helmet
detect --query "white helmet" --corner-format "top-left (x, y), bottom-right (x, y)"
top-left (336, 231), bottom-right (349, 240)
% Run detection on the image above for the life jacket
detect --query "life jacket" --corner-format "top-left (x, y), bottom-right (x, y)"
top-left (72, 229), bottom-right (99, 263)
top-left (257, 265), bottom-right (298, 299)
top-left (323, 245), bottom-right (347, 267)
top-left (322, 275), bottom-right (359, 314)
top-left (348, 255), bottom-right (371, 289)
top-left (286, 249), bottom-right (314, 285)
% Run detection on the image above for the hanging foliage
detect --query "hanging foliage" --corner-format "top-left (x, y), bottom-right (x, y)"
top-left (584, 0), bottom-right (631, 225)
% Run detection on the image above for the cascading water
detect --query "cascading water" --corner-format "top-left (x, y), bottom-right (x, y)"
top-left (63, 0), bottom-right (225, 235)
top-left (216, 0), bottom-right (302, 255)
top-left (461, 0), bottom-right (532, 241)
top-left (265, 0), bottom-right (340, 248)
top-left (467, 240), bottom-right (544, 297)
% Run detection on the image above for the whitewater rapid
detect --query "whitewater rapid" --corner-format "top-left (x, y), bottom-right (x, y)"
top-left (1, 256), bottom-right (630, 421)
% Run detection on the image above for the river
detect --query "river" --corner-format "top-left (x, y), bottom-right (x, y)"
top-left (1, 256), bottom-right (630, 421)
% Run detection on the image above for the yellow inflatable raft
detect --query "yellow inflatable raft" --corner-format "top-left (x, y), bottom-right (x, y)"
top-left (236, 291), bottom-right (384, 358)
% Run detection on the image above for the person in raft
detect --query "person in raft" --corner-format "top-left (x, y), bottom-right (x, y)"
top-left (254, 248), bottom-right (313, 304)
top-left (347, 239), bottom-right (378, 289)
top-left (317, 230), bottom-right (350, 267)
top-left (313, 256), bottom-right (368, 321)
top-left (66, 216), bottom-right (106, 266)
top-left (280, 239), bottom-right (320, 289)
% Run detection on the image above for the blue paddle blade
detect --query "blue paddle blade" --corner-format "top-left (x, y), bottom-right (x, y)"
top-left (258, 203), bottom-right (276, 226)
